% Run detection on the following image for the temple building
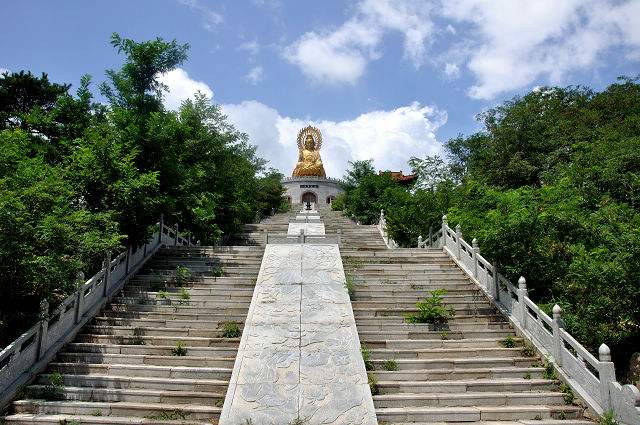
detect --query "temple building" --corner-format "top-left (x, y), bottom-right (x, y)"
top-left (282, 125), bottom-right (344, 206)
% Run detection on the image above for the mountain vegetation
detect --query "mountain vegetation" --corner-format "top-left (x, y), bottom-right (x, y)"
top-left (0, 34), bottom-right (286, 347)
top-left (333, 78), bottom-right (640, 378)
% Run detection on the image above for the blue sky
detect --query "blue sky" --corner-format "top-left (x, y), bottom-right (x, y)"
top-left (2, 0), bottom-right (639, 177)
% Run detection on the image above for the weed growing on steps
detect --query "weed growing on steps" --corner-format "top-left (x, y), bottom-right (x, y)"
top-left (500, 335), bottom-right (517, 348)
top-left (174, 266), bottom-right (191, 286)
top-left (42, 370), bottom-right (64, 400)
top-left (178, 288), bottom-right (190, 305)
top-left (145, 410), bottom-right (189, 420)
top-left (221, 321), bottom-right (241, 338)
top-left (211, 264), bottom-right (224, 277)
top-left (559, 382), bottom-right (575, 404)
top-left (599, 411), bottom-right (620, 425)
top-left (361, 345), bottom-right (374, 371)
top-left (171, 341), bottom-right (187, 356)
top-left (523, 372), bottom-right (532, 379)
top-left (289, 418), bottom-right (310, 425)
top-left (91, 409), bottom-right (102, 416)
top-left (522, 343), bottom-right (536, 357)
top-left (131, 327), bottom-right (145, 345)
top-left (344, 273), bottom-right (355, 301)
top-left (149, 273), bottom-right (165, 292)
top-left (367, 372), bottom-right (379, 395)
top-left (542, 358), bottom-right (557, 380)
top-left (383, 359), bottom-right (398, 371)
top-left (439, 331), bottom-right (450, 340)
top-left (404, 289), bottom-right (453, 324)
top-left (59, 420), bottom-right (81, 425)
top-left (557, 411), bottom-right (567, 420)
top-left (156, 290), bottom-right (168, 299)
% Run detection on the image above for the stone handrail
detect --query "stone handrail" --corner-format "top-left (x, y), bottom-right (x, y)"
top-left (413, 215), bottom-right (640, 424)
top-left (0, 216), bottom-right (193, 408)
top-left (377, 209), bottom-right (398, 249)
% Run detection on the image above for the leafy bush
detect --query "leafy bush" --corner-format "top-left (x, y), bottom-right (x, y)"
top-left (211, 264), bottom-right (224, 277)
top-left (175, 266), bottom-right (191, 287)
top-left (178, 288), bottom-right (190, 305)
top-left (156, 290), bottom-right (168, 299)
top-left (344, 273), bottom-right (355, 301)
top-left (383, 359), bottom-right (398, 371)
top-left (361, 345), bottom-right (374, 371)
top-left (405, 289), bottom-right (453, 324)
top-left (221, 321), bottom-right (241, 338)
top-left (171, 341), bottom-right (187, 356)
top-left (501, 336), bottom-right (517, 348)
top-left (599, 411), bottom-right (619, 425)
top-left (367, 372), bottom-right (379, 395)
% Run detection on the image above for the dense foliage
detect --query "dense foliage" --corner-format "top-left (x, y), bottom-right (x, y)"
top-left (334, 79), bottom-right (640, 378)
top-left (0, 34), bottom-right (286, 347)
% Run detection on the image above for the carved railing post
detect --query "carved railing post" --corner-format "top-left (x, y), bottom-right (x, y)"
top-left (74, 271), bottom-right (84, 324)
top-left (428, 227), bottom-right (433, 247)
top-left (455, 224), bottom-right (462, 259)
top-left (36, 299), bottom-right (49, 360)
top-left (516, 276), bottom-right (528, 326)
top-left (598, 344), bottom-right (616, 410)
top-left (551, 304), bottom-right (564, 365)
top-left (125, 245), bottom-right (131, 275)
top-left (175, 223), bottom-right (179, 246)
top-left (472, 238), bottom-right (479, 279)
top-left (158, 214), bottom-right (164, 245)
top-left (417, 235), bottom-right (423, 248)
top-left (103, 251), bottom-right (111, 297)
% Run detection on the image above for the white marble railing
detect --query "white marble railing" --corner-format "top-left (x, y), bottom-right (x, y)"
top-left (376, 209), bottom-right (398, 249)
top-left (0, 216), bottom-right (193, 408)
top-left (406, 213), bottom-right (639, 425)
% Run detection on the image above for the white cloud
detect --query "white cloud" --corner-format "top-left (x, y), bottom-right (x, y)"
top-left (441, 0), bottom-right (640, 99)
top-left (158, 68), bottom-right (213, 110)
top-left (0, 67), bottom-right (8, 75)
top-left (176, 0), bottom-right (223, 31)
top-left (245, 66), bottom-right (265, 85)
top-left (222, 100), bottom-right (446, 177)
top-left (238, 40), bottom-right (260, 55)
top-left (284, 0), bottom-right (433, 84)
top-left (443, 63), bottom-right (460, 79)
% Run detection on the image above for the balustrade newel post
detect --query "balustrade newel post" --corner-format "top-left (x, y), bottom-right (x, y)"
top-left (158, 214), bottom-right (164, 245)
top-left (551, 304), bottom-right (564, 366)
top-left (125, 245), bottom-right (131, 275)
top-left (472, 238), bottom-right (479, 279)
top-left (417, 235), bottom-right (423, 248)
top-left (455, 224), bottom-right (462, 259)
top-left (441, 215), bottom-right (448, 247)
top-left (428, 227), bottom-right (433, 248)
top-left (491, 265), bottom-right (499, 301)
top-left (103, 251), bottom-right (112, 297)
top-left (516, 276), bottom-right (528, 326)
top-left (36, 299), bottom-right (49, 360)
top-left (598, 344), bottom-right (616, 410)
top-left (175, 223), bottom-right (180, 246)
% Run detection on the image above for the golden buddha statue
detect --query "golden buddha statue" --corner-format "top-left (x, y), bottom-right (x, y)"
top-left (292, 126), bottom-right (326, 178)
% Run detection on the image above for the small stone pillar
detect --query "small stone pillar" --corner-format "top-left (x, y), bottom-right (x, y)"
top-left (455, 224), bottom-right (462, 259)
top-left (158, 214), bottom-right (164, 245)
top-left (598, 344), bottom-right (616, 410)
top-left (472, 238), bottom-right (479, 279)
top-left (103, 251), bottom-right (112, 297)
top-left (175, 223), bottom-right (180, 246)
top-left (417, 235), bottom-right (423, 248)
top-left (551, 304), bottom-right (564, 365)
top-left (36, 299), bottom-right (49, 360)
top-left (516, 276), bottom-right (528, 326)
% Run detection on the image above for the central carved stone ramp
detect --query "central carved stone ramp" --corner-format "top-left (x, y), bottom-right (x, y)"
top-left (341, 244), bottom-right (592, 425)
top-left (219, 209), bottom-right (377, 424)
top-left (3, 245), bottom-right (264, 425)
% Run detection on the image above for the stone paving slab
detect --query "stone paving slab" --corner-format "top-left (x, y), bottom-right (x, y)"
top-left (220, 215), bottom-right (377, 425)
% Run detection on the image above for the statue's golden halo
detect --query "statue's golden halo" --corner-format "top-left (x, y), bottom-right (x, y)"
top-left (297, 125), bottom-right (323, 151)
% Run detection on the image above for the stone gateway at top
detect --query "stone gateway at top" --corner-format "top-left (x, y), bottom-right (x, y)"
top-left (283, 125), bottom-right (344, 206)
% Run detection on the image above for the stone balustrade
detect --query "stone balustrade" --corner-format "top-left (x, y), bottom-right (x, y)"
top-left (0, 216), bottom-right (193, 409)
top-left (376, 210), bottom-right (640, 424)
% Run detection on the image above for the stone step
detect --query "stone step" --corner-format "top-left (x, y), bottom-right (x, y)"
top-left (384, 421), bottom-right (593, 425)
top-left (362, 338), bottom-right (519, 350)
top-left (47, 363), bottom-right (232, 380)
top-left (12, 400), bottom-right (220, 420)
top-left (356, 322), bottom-right (512, 333)
top-left (99, 310), bottom-right (248, 322)
top-left (56, 352), bottom-right (234, 368)
top-left (124, 287), bottom-right (254, 297)
top-left (369, 357), bottom-right (538, 371)
top-left (376, 378), bottom-right (558, 394)
top-left (107, 303), bottom-right (249, 315)
top-left (358, 329), bottom-right (513, 340)
top-left (3, 413), bottom-right (215, 425)
top-left (370, 366), bottom-right (545, 381)
top-left (75, 334), bottom-right (240, 347)
top-left (23, 385), bottom-right (223, 405)
top-left (373, 391), bottom-right (566, 408)
top-left (64, 343), bottom-right (239, 358)
top-left (375, 405), bottom-right (584, 422)
top-left (353, 306), bottom-right (496, 316)
top-left (37, 373), bottom-right (229, 392)
top-left (92, 317), bottom-right (244, 329)
top-left (369, 347), bottom-right (525, 360)
top-left (356, 314), bottom-right (507, 325)
top-left (83, 325), bottom-right (241, 338)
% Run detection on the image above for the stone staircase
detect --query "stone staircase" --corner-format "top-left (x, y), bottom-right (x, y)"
top-left (341, 244), bottom-right (592, 424)
top-left (3, 245), bottom-right (264, 425)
